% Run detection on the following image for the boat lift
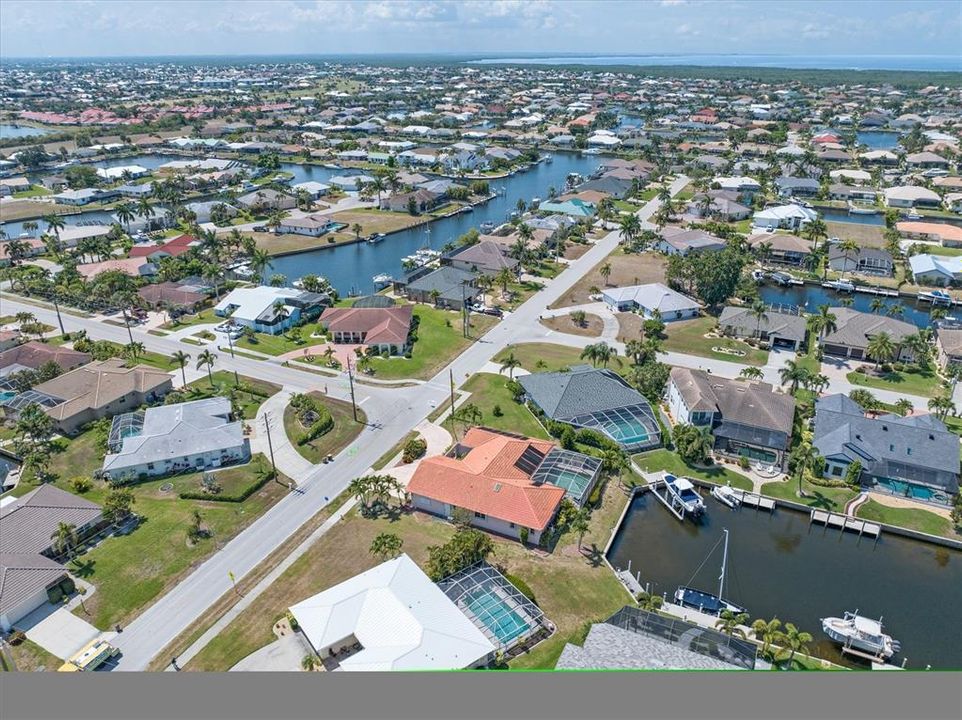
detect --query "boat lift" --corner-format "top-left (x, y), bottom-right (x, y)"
top-left (643, 471), bottom-right (693, 521)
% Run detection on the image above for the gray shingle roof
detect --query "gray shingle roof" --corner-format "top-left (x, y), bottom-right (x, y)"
top-left (519, 366), bottom-right (651, 420)
top-left (0, 485), bottom-right (102, 555)
top-left (719, 306), bottom-right (807, 343)
top-left (821, 308), bottom-right (916, 350)
top-left (0, 553), bottom-right (66, 617)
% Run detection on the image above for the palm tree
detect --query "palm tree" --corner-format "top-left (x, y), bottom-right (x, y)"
top-left (50, 522), bottom-right (78, 558)
top-left (803, 217), bottom-right (828, 255)
top-left (849, 389), bottom-right (879, 413)
top-left (619, 213), bottom-right (640, 248)
top-left (351, 223), bottom-right (363, 240)
top-left (125, 341), bottom-right (146, 362)
top-left (869, 297), bottom-right (885, 314)
top-left (495, 267), bottom-right (514, 296)
top-left (136, 197), bottom-right (155, 225)
top-left (571, 508), bottom-right (591, 550)
top-left (499, 351), bottom-right (521, 379)
top-left (369, 532), bottom-right (404, 561)
top-left (775, 623), bottom-right (813, 666)
top-left (866, 332), bottom-right (897, 368)
top-left (249, 248), bottom-right (272, 284)
top-left (580, 344), bottom-right (599, 367)
top-left (301, 654), bottom-right (321, 672)
top-left (886, 303), bottom-right (904, 319)
top-left (789, 442), bottom-right (817, 497)
top-left (714, 609), bottom-right (749, 639)
top-left (779, 359), bottom-right (811, 393)
top-left (749, 300), bottom-right (768, 339)
top-left (751, 617), bottom-right (782, 660)
top-left (196, 349), bottom-right (216, 386)
top-left (836, 239), bottom-right (860, 277)
top-left (806, 304), bottom-right (837, 344)
top-left (928, 394), bottom-right (956, 420)
top-left (599, 262), bottom-right (612, 286)
top-left (637, 592), bottom-right (664, 613)
top-left (172, 350), bottom-right (191, 388)
top-left (893, 398), bottom-right (913, 417)
top-left (43, 214), bottom-right (65, 241)
top-left (429, 288), bottom-right (441, 306)
top-left (740, 366), bottom-right (764, 380)
top-left (115, 202), bottom-right (136, 233)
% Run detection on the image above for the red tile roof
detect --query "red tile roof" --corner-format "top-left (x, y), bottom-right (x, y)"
top-left (129, 234), bottom-right (197, 258)
top-left (320, 306), bottom-right (413, 346)
top-left (408, 428), bottom-right (565, 531)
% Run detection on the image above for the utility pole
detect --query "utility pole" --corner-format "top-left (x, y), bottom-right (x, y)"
top-left (347, 355), bottom-right (359, 423)
top-left (449, 368), bottom-right (458, 443)
top-left (52, 294), bottom-right (65, 336)
top-left (263, 412), bottom-right (278, 482)
top-left (225, 327), bottom-right (240, 386)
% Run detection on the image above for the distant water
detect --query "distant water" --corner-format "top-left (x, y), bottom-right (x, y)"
top-left (0, 124), bottom-right (50, 139)
top-left (470, 54), bottom-right (962, 72)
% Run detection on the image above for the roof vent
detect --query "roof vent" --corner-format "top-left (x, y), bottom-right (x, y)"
top-left (493, 483), bottom-right (502, 493)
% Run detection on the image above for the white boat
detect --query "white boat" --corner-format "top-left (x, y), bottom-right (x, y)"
top-left (823, 279), bottom-right (855, 293)
top-left (751, 269), bottom-right (766, 283)
top-left (372, 273), bottom-right (393, 288)
top-left (847, 201), bottom-right (880, 215)
top-left (711, 483), bottom-right (741, 509)
top-left (663, 474), bottom-right (705, 517)
top-left (918, 289), bottom-right (953, 305)
top-left (769, 271), bottom-right (794, 286)
top-left (905, 211), bottom-right (922, 220)
top-left (821, 611), bottom-right (901, 660)
top-left (674, 529), bottom-right (747, 617)
top-left (531, 197), bottom-right (541, 206)
top-left (367, 233), bottom-right (385, 244)
top-left (480, 221), bottom-right (495, 233)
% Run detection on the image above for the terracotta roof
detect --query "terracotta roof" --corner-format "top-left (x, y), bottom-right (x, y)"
top-left (129, 234), bottom-right (196, 258)
top-left (408, 428), bottom-right (565, 531)
top-left (319, 306), bottom-right (413, 345)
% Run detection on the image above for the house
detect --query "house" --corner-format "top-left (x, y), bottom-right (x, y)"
top-left (519, 366), bottom-right (661, 452)
top-left (538, 198), bottom-right (595, 218)
top-left (76, 257), bottom-right (157, 280)
top-left (137, 282), bottom-right (209, 313)
top-left (129, 233), bottom-right (198, 261)
top-left (714, 176), bottom-right (761, 196)
top-left (602, 283), bottom-right (700, 320)
top-left (819, 308), bottom-right (917, 361)
top-left (717, 305), bottom-right (807, 350)
top-left (667, 367), bottom-right (795, 471)
top-left (379, 189), bottom-right (440, 213)
top-left (0, 341), bottom-right (91, 378)
top-left (748, 232), bottom-right (814, 267)
top-left (897, 221), bottom-right (962, 248)
top-left (288, 555), bottom-right (496, 671)
top-left (52, 188), bottom-right (105, 206)
top-left (292, 181), bottom-right (331, 200)
top-left (96, 164), bottom-right (149, 181)
top-left (828, 184), bottom-right (878, 202)
top-left (399, 266), bottom-right (480, 310)
top-left (884, 186), bottom-right (942, 209)
top-left (687, 193), bottom-right (751, 221)
top-left (445, 240), bottom-right (518, 275)
top-left (183, 200), bottom-right (238, 224)
top-left (774, 176), bottom-right (820, 198)
top-left (0, 331), bottom-right (20, 353)
top-left (236, 188), bottom-right (296, 211)
top-left (905, 152), bottom-right (950, 169)
top-left (102, 397), bottom-right (250, 480)
top-left (936, 327), bottom-right (962, 370)
top-left (654, 227), bottom-right (727, 257)
top-left (752, 204), bottom-right (817, 231)
top-left (318, 305), bottom-right (413, 355)
top-left (860, 150), bottom-right (899, 165)
top-left (827, 245), bottom-right (894, 276)
top-left (0, 554), bottom-right (71, 632)
top-left (409, 427), bottom-right (601, 544)
top-left (907, 254), bottom-right (962, 286)
top-left (813, 394), bottom-right (958, 495)
top-left (214, 286), bottom-right (329, 335)
top-left (277, 214), bottom-right (339, 237)
top-left (33, 358), bottom-right (173, 435)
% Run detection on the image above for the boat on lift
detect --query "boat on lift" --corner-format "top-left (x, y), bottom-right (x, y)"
top-left (711, 483), bottom-right (741, 509)
top-left (663, 475), bottom-right (705, 517)
top-left (821, 611), bottom-right (901, 660)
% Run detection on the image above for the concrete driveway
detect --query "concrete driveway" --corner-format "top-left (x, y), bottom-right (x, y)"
top-left (230, 634), bottom-right (311, 672)
top-left (21, 605), bottom-right (104, 660)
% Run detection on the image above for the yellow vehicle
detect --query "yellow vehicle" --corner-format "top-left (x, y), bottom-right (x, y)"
top-left (57, 638), bottom-right (119, 672)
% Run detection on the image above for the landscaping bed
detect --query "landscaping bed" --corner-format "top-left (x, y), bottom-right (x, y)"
top-left (540, 313), bottom-right (604, 338)
top-left (282, 391), bottom-right (367, 464)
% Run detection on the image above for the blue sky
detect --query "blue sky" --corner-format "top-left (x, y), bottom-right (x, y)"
top-left (1, 0), bottom-right (960, 59)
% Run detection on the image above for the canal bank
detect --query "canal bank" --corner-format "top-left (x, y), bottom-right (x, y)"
top-left (606, 484), bottom-right (962, 670)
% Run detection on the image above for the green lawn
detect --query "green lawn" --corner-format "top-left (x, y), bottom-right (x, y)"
top-left (856, 500), bottom-right (958, 539)
top-left (760, 477), bottom-right (858, 512)
top-left (846, 367), bottom-right (941, 398)
top-left (282, 392), bottom-right (367, 464)
top-left (457, 373), bottom-right (549, 440)
top-left (494, 343), bottom-right (588, 373)
top-left (661, 316), bottom-right (769, 366)
top-left (632, 449), bottom-right (753, 491)
top-left (91, 340), bottom-right (183, 372)
top-left (161, 308), bottom-right (219, 330)
top-left (365, 305), bottom-right (497, 380)
top-left (234, 330), bottom-right (309, 356)
top-left (6, 639), bottom-right (62, 672)
top-left (185, 371), bottom-right (282, 419)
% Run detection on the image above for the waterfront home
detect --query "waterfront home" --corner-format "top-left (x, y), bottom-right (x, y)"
top-left (184, 200), bottom-right (238, 224)
top-left (398, 266), bottom-right (480, 310)
top-left (137, 281), bottom-right (209, 314)
top-left (602, 283), bottom-right (700, 320)
top-left (32, 358), bottom-right (173, 435)
top-left (667, 367), bottom-right (795, 471)
top-left (884, 186), bottom-right (942, 209)
top-left (379, 189), bottom-right (441, 213)
top-left (129, 233), bottom-right (198, 261)
top-left (818, 308), bottom-right (917, 361)
top-left (653, 227), bottom-right (727, 257)
top-left (686, 192), bottom-right (751, 221)
top-left (318, 305), bottom-right (413, 355)
top-left (519, 365), bottom-right (661, 452)
top-left (236, 187), bottom-right (296, 212)
top-left (897, 221), bottom-right (962, 248)
top-left (935, 327), bottom-right (962, 370)
top-left (102, 396), bottom-right (250, 481)
top-left (714, 176), bottom-right (761, 197)
top-left (538, 198), bottom-right (596, 218)
top-left (859, 150), bottom-right (899, 165)
top-left (576, 175), bottom-right (633, 199)
top-left (813, 394), bottom-right (959, 495)
top-left (277, 214), bottom-right (339, 237)
top-left (905, 152), bottom-right (950, 170)
top-left (445, 240), bottom-right (519, 275)
top-left (827, 245), bottom-right (894, 276)
top-left (717, 305), bottom-right (807, 351)
top-left (95, 164), bottom-right (148, 181)
top-left (288, 554), bottom-right (496, 671)
top-left (774, 176), bottom-right (820, 198)
top-left (907, 254), bottom-right (962, 286)
top-left (752, 203), bottom-right (817, 231)
top-left (51, 188), bottom-right (106, 206)
top-left (408, 427), bottom-right (601, 543)
top-left (829, 169), bottom-right (872, 185)
top-left (748, 232), bottom-right (814, 266)
top-left (0, 341), bottom-right (91, 378)
top-left (214, 286), bottom-right (329, 335)
top-left (292, 181), bottom-right (331, 200)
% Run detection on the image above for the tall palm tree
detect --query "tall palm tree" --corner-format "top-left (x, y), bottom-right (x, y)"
top-left (806, 304), bottom-right (837, 344)
top-left (249, 248), bottom-right (272, 284)
top-left (779, 359), bottom-right (811, 392)
top-left (803, 217), bottom-right (828, 255)
top-left (43, 214), bottom-right (65, 241)
top-left (580, 343), bottom-right (599, 367)
top-left (749, 300), bottom-right (768, 339)
top-left (751, 617), bottom-right (783, 660)
top-left (115, 202), bottom-right (136, 233)
top-left (893, 398), bottom-right (913, 417)
top-left (495, 267), bottom-right (514, 296)
top-left (50, 522), bottom-right (78, 558)
top-left (836, 239), bottom-right (860, 277)
top-left (869, 297), bottom-right (885, 314)
top-left (172, 350), bottom-right (191, 388)
top-left (927, 394), bottom-right (956, 420)
top-left (196, 349), bottom-right (216, 386)
top-left (499, 351), bottom-right (521, 379)
top-left (714, 609), bottom-right (750, 639)
top-left (776, 623), bottom-right (813, 666)
top-left (599, 262), bottom-right (612, 286)
top-left (866, 332), bottom-right (897, 368)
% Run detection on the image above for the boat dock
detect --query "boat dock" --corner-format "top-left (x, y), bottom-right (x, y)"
top-left (638, 471), bottom-right (694, 522)
top-left (730, 489), bottom-right (776, 512)
top-left (613, 559), bottom-right (645, 596)
top-left (810, 509), bottom-right (881, 538)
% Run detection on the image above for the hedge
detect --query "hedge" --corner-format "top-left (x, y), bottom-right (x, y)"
top-left (178, 467), bottom-right (275, 503)
top-left (294, 396), bottom-right (334, 446)
top-left (504, 573), bottom-right (537, 604)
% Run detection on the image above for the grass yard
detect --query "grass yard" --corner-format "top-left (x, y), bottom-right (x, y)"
top-left (550, 249), bottom-right (667, 309)
top-left (856, 500), bottom-right (958, 539)
top-left (632, 449), bottom-right (753, 491)
top-left (760, 477), bottom-right (858, 512)
top-left (457, 373), bottom-right (549, 440)
top-left (234, 330), bottom-right (309, 356)
top-left (846, 367), bottom-right (941, 398)
top-left (329, 209), bottom-right (425, 236)
top-left (161, 308), bottom-right (219, 330)
top-left (540, 313), bottom-right (604, 338)
top-left (282, 391), bottom-right (367, 464)
top-left (366, 305), bottom-right (497, 381)
top-left (6, 639), bottom-right (62, 672)
top-left (661, 316), bottom-right (769, 366)
top-left (185, 371), bottom-right (282, 419)
top-left (0, 200), bottom-right (76, 222)
top-left (184, 477), bottom-right (633, 672)
top-left (494, 343), bottom-right (588, 373)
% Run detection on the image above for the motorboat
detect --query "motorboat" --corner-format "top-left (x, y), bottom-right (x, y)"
top-left (674, 529), bottom-right (747, 617)
top-left (823, 279), bottom-right (855, 293)
top-left (367, 233), bottom-right (385, 243)
top-left (480, 221), bottom-right (495, 233)
top-left (905, 211), bottom-right (922, 220)
top-left (769, 271), bottom-right (795, 286)
top-left (847, 201), bottom-right (880, 215)
top-left (751, 269), bottom-right (766, 283)
top-left (663, 474), bottom-right (705, 517)
top-left (821, 611), bottom-right (900, 659)
top-left (918, 289), bottom-right (953, 305)
top-left (372, 273), bottom-right (393, 288)
top-left (711, 483), bottom-right (741, 509)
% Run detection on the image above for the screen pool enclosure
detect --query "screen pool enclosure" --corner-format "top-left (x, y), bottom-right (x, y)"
top-left (439, 563), bottom-right (548, 651)
top-left (531, 447), bottom-right (602, 506)
top-left (107, 411), bottom-right (145, 452)
top-left (565, 404), bottom-right (661, 452)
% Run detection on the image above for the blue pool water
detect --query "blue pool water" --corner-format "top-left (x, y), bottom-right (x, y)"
top-left (874, 478), bottom-right (939, 502)
top-left (466, 590), bottom-right (529, 645)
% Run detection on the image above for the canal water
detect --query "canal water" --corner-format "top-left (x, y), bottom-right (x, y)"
top-left (856, 131), bottom-right (902, 151)
top-left (0, 124), bottom-right (51, 140)
top-left (607, 492), bottom-right (962, 669)
top-left (757, 284), bottom-right (934, 328)
top-left (267, 152), bottom-right (602, 294)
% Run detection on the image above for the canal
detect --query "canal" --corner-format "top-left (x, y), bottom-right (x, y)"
top-left (757, 283), bottom-right (935, 328)
top-left (607, 492), bottom-right (962, 669)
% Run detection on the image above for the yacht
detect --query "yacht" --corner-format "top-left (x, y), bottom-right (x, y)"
top-left (663, 474), bottom-right (705, 517)
top-left (480, 221), bottom-right (495, 233)
top-left (823, 279), bottom-right (855, 293)
top-left (711, 483), bottom-right (741, 509)
top-left (847, 201), bottom-right (880, 215)
top-left (821, 612), bottom-right (900, 660)
top-left (372, 273), bottom-right (393, 288)
top-left (918, 289), bottom-right (953, 305)
top-left (674, 529), bottom-right (747, 617)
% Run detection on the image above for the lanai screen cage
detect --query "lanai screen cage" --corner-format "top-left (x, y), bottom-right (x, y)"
top-left (531, 448), bottom-right (602, 506)
top-left (108, 411), bottom-right (145, 452)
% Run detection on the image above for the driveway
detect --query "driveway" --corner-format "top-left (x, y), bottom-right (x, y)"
top-left (230, 634), bottom-right (311, 672)
top-left (21, 605), bottom-right (105, 660)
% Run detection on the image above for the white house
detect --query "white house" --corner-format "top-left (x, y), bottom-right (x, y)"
top-left (96, 164), bottom-right (149, 181)
top-left (908, 254), bottom-right (962, 286)
top-left (292, 181), bottom-right (331, 200)
top-left (884, 186), bottom-right (942, 209)
top-left (102, 397), bottom-right (250, 480)
top-left (214, 286), bottom-right (327, 335)
top-left (602, 282), bottom-right (701, 320)
top-left (277, 214), bottom-right (339, 237)
top-left (752, 203), bottom-right (817, 231)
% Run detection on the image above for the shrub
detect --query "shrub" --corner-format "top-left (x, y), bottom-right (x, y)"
top-left (492, 404), bottom-right (503, 417)
top-left (70, 476), bottom-right (93, 493)
top-left (738, 456), bottom-right (750, 469)
top-left (519, 527), bottom-right (529, 545)
top-left (8, 630), bottom-right (26, 646)
top-left (179, 465), bottom-right (274, 503)
top-left (47, 585), bottom-right (63, 604)
top-left (59, 577), bottom-right (75, 596)
top-left (402, 436), bottom-right (427, 463)
top-left (505, 573), bottom-right (537, 604)
top-left (586, 480), bottom-right (604, 508)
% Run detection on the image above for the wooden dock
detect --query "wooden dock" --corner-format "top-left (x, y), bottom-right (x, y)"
top-left (810, 509), bottom-right (881, 538)
top-left (730, 489), bottom-right (776, 512)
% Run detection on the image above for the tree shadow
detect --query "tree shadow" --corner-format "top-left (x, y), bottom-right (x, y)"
top-left (580, 543), bottom-right (605, 568)
top-left (70, 558), bottom-right (96, 579)
top-left (807, 492), bottom-right (837, 511)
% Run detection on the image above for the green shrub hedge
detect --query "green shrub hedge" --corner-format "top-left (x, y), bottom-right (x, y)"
top-left (178, 466), bottom-right (275, 503)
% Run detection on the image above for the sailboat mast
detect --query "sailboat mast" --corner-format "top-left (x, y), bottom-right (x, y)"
top-left (718, 528), bottom-right (729, 600)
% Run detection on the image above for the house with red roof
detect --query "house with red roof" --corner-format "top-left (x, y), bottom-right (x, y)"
top-left (408, 428), bottom-right (602, 545)
top-left (319, 305), bottom-right (413, 356)
top-left (129, 234), bottom-right (198, 261)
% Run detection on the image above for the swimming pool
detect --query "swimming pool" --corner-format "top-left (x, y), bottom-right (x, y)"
top-left (0, 391), bottom-right (15, 403)
top-left (465, 589), bottom-right (530, 646)
top-left (874, 477), bottom-right (943, 503)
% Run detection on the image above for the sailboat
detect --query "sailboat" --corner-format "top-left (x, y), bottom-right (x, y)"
top-left (674, 529), bottom-right (747, 617)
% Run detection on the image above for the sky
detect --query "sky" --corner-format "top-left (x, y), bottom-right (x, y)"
top-left (0, 0), bottom-right (960, 59)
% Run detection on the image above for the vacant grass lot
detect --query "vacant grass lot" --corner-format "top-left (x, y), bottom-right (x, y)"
top-left (846, 367), bottom-right (941, 398)
top-left (540, 313), bottom-right (604, 338)
top-left (366, 305), bottom-right (497, 380)
top-left (551, 249), bottom-right (667, 309)
top-left (330, 209), bottom-right (425, 236)
top-left (494, 343), bottom-right (597, 374)
top-left (282, 391), bottom-right (367, 464)
top-left (632, 449), bottom-right (753, 491)
top-left (185, 478), bottom-right (633, 672)
top-left (458, 373), bottom-right (549, 440)
top-left (856, 500), bottom-right (957, 539)
top-left (185, 371), bottom-right (281, 419)
top-left (661, 316), bottom-right (769, 366)
top-left (760, 477), bottom-right (858, 513)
